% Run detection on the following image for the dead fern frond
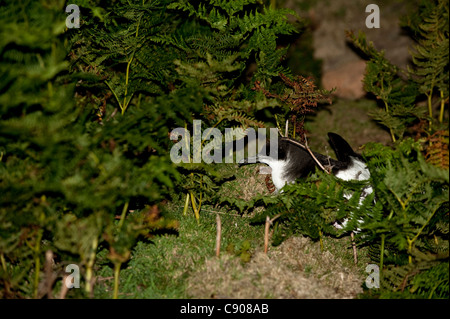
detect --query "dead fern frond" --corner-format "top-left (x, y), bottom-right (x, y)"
top-left (425, 130), bottom-right (449, 169)
top-left (253, 73), bottom-right (332, 114)
top-left (253, 73), bottom-right (333, 137)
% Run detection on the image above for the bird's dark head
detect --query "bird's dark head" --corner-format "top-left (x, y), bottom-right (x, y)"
top-left (238, 135), bottom-right (285, 166)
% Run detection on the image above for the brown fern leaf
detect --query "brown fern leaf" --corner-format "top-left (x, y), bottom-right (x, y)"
top-left (253, 73), bottom-right (332, 114)
top-left (425, 130), bottom-right (449, 169)
top-left (253, 73), bottom-right (333, 137)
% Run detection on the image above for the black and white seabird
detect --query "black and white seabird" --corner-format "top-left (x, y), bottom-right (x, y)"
top-left (239, 132), bottom-right (372, 231)
top-left (239, 132), bottom-right (372, 195)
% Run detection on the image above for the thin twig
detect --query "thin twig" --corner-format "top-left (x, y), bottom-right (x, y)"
top-left (107, 107), bottom-right (119, 121)
top-left (277, 127), bottom-right (284, 138)
top-left (303, 134), bottom-right (330, 174)
top-left (284, 135), bottom-right (329, 174)
top-left (351, 232), bottom-right (358, 265)
top-left (59, 276), bottom-right (69, 299)
top-left (216, 215), bottom-right (221, 258)
top-left (40, 250), bottom-right (56, 299)
top-left (264, 216), bottom-right (271, 254)
top-left (264, 214), bottom-right (282, 254)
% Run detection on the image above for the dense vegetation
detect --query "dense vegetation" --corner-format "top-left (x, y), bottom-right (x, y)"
top-left (0, 0), bottom-right (448, 299)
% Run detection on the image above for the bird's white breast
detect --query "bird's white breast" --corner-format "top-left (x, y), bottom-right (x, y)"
top-left (269, 159), bottom-right (290, 191)
top-left (335, 157), bottom-right (370, 182)
top-left (257, 157), bottom-right (290, 192)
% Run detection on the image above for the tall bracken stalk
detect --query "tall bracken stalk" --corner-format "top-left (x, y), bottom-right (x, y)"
top-left (105, 15), bottom-right (142, 115)
top-left (85, 237), bottom-right (99, 296)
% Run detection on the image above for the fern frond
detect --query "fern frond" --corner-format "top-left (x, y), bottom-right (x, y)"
top-left (425, 130), bottom-right (449, 169)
